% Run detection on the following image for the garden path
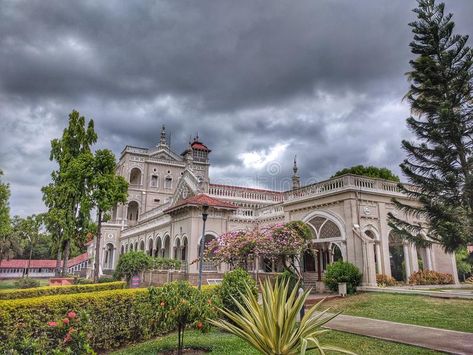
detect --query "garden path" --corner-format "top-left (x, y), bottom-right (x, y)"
top-left (320, 313), bottom-right (473, 355)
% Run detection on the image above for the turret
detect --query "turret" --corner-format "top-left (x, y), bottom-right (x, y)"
top-left (292, 155), bottom-right (301, 189)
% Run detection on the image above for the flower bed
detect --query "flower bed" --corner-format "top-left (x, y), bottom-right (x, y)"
top-left (0, 282), bottom-right (220, 353)
top-left (0, 281), bottom-right (126, 300)
top-left (376, 274), bottom-right (397, 287)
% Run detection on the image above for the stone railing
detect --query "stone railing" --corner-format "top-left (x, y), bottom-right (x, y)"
top-left (122, 146), bottom-right (149, 155)
top-left (284, 174), bottom-right (404, 202)
top-left (255, 204), bottom-right (284, 218)
top-left (209, 184), bottom-right (284, 202)
top-left (139, 202), bottom-right (171, 221)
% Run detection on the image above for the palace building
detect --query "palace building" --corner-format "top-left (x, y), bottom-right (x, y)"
top-left (88, 126), bottom-right (459, 287)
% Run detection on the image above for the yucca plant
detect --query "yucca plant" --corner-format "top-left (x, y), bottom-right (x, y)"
top-left (210, 278), bottom-right (356, 355)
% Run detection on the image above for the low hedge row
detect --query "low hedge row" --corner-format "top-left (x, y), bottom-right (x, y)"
top-left (408, 270), bottom-right (454, 285)
top-left (0, 281), bottom-right (126, 300)
top-left (0, 282), bottom-right (220, 353)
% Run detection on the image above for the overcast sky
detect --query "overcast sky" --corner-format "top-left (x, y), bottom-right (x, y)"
top-left (1, 0), bottom-right (473, 217)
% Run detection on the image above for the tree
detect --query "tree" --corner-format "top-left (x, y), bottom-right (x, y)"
top-left (0, 170), bottom-right (19, 262)
top-left (332, 165), bottom-right (400, 182)
top-left (89, 149), bottom-right (128, 282)
top-left (13, 214), bottom-right (50, 274)
top-left (388, 0), bottom-right (473, 252)
top-left (42, 110), bottom-right (97, 275)
top-left (455, 248), bottom-right (472, 281)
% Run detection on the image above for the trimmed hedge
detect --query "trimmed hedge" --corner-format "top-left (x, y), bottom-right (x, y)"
top-left (0, 282), bottom-right (221, 353)
top-left (324, 261), bottom-right (362, 294)
top-left (0, 281), bottom-right (126, 300)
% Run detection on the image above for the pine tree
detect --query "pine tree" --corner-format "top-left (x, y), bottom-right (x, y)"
top-left (388, 0), bottom-right (473, 252)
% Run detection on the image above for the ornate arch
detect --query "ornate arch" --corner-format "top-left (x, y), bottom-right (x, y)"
top-left (302, 210), bottom-right (346, 241)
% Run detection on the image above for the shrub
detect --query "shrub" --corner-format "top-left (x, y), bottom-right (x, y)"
top-left (408, 270), bottom-right (454, 285)
top-left (14, 277), bottom-right (40, 289)
top-left (211, 278), bottom-right (351, 354)
top-left (0, 283), bottom-right (221, 353)
top-left (466, 276), bottom-right (473, 284)
top-left (97, 276), bottom-right (116, 283)
top-left (219, 268), bottom-right (257, 315)
top-left (152, 257), bottom-right (182, 270)
top-left (114, 251), bottom-right (153, 282)
top-left (324, 261), bottom-right (362, 294)
top-left (0, 281), bottom-right (126, 300)
top-left (73, 277), bottom-right (94, 285)
top-left (376, 274), bottom-right (397, 287)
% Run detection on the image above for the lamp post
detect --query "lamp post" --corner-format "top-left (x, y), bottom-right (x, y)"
top-left (198, 204), bottom-right (209, 290)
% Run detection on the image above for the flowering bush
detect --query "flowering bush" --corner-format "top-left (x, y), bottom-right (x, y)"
top-left (0, 285), bottom-right (221, 353)
top-left (376, 274), bottom-right (397, 287)
top-left (206, 221), bottom-right (310, 270)
top-left (149, 281), bottom-right (221, 353)
top-left (46, 310), bottom-right (95, 354)
top-left (408, 270), bottom-right (454, 285)
top-left (114, 251), bottom-right (153, 282)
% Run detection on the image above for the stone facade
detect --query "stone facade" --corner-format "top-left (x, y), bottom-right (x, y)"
top-left (88, 127), bottom-right (459, 286)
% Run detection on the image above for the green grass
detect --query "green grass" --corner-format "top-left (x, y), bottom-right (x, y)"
top-left (322, 292), bottom-right (473, 332)
top-left (110, 329), bottom-right (444, 355)
top-left (0, 279), bottom-right (49, 290)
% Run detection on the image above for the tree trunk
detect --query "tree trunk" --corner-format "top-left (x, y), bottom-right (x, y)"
top-left (94, 209), bottom-right (102, 283)
top-left (55, 247), bottom-right (62, 276)
top-left (62, 239), bottom-right (70, 276)
top-left (27, 243), bottom-right (33, 277)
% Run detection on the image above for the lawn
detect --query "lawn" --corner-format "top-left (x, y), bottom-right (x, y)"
top-left (0, 278), bottom-right (49, 290)
top-left (322, 292), bottom-right (473, 332)
top-left (110, 329), bottom-right (444, 355)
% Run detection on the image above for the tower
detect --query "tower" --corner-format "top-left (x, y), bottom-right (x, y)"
top-left (159, 125), bottom-right (167, 146)
top-left (292, 155), bottom-right (301, 189)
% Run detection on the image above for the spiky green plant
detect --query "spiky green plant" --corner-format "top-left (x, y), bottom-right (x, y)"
top-left (210, 278), bottom-right (355, 354)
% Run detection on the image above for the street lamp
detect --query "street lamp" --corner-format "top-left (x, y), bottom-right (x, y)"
top-left (198, 204), bottom-right (209, 290)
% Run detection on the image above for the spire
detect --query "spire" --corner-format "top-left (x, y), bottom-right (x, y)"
top-left (292, 155), bottom-right (300, 189)
top-left (160, 125), bottom-right (167, 146)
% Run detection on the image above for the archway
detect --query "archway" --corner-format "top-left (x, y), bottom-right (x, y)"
top-left (389, 232), bottom-right (405, 281)
top-left (148, 238), bottom-right (154, 256)
top-left (129, 168), bottom-right (142, 185)
top-left (104, 243), bottom-right (114, 269)
top-left (162, 235), bottom-right (170, 258)
top-left (181, 237), bottom-right (188, 261)
top-left (198, 234), bottom-right (217, 271)
top-left (305, 213), bottom-right (345, 281)
top-left (139, 240), bottom-right (145, 251)
top-left (156, 237), bottom-right (162, 258)
top-left (127, 201), bottom-right (139, 226)
top-left (120, 245), bottom-right (124, 255)
top-left (364, 230), bottom-right (381, 274)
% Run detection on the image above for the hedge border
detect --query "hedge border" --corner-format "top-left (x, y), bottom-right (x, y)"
top-left (0, 281), bottom-right (126, 300)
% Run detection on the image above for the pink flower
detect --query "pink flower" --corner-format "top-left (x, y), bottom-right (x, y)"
top-left (48, 321), bottom-right (57, 327)
top-left (67, 311), bottom-right (77, 319)
top-left (63, 318), bottom-right (70, 324)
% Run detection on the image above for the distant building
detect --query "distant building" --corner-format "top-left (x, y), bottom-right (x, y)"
top-left (89, 126), bottom-right (459, 287)
top-left (0, 253), bottom-right (89, 278)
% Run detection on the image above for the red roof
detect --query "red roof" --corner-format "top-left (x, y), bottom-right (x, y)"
top-left (164, 193), bottom-right (237, 213)
top-left (0, 252), bottom-right (89, 269)
top-left (191, 141), bottom-right (211, 152)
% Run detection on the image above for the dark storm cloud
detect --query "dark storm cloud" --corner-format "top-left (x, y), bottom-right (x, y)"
top-left (1, 0), bottom-right (473, 215)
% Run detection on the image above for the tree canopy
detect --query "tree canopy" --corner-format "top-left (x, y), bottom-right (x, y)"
top-left (389, 0), bottom-right (473, 252)
top-left (331, 165), bottom-right (400, 182)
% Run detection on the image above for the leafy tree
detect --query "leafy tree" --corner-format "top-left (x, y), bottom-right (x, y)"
top-left (332, 165), bottom-right (400, 182)
top-left (42, 111), bottom-right (97, 275)
top-left (12, 214), bottom-right (51, 273)
top-left (89, 149), bottom-right (128, 282)
top-left (388, 0), bottom-right (473, 252)
top-left (113, 251), bottom-right (153, 282)
top-left (0, 170), bottom-right (19, 261)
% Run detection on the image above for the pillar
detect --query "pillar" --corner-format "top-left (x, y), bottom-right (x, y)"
top-left (375, 243), bottom-right (382, 274)
top-left (425, 247), bottom-right (433, 270)
top-left (403, 243), bottom-right (411, 281)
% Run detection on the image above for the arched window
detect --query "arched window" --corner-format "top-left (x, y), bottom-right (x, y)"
top-left (120, 245), bottom-right (124, 255)
top-left (198, 234), bottom-right (217, 271)
top-left (127, 201), bottom-right (139, 226)
top-left (139, 240), bottom-right (145, 251)
top-left (104, 243), bottom-right (114, 269)
top-left (307, 215), bottom-right (342, 240)
top-left (162, 235), bottom-right (170, 258)
top-left (389, 232), bottom-right (405, 281)
top-left (129, 168), bottom-right (142, 185)
top-left (181, 237), bottom-right (188, 261)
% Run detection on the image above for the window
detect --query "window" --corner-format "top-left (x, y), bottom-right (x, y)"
top-left (165, 177), bottom-right (172, 189)
top-left (150, 175), bottom-right (158, 187)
